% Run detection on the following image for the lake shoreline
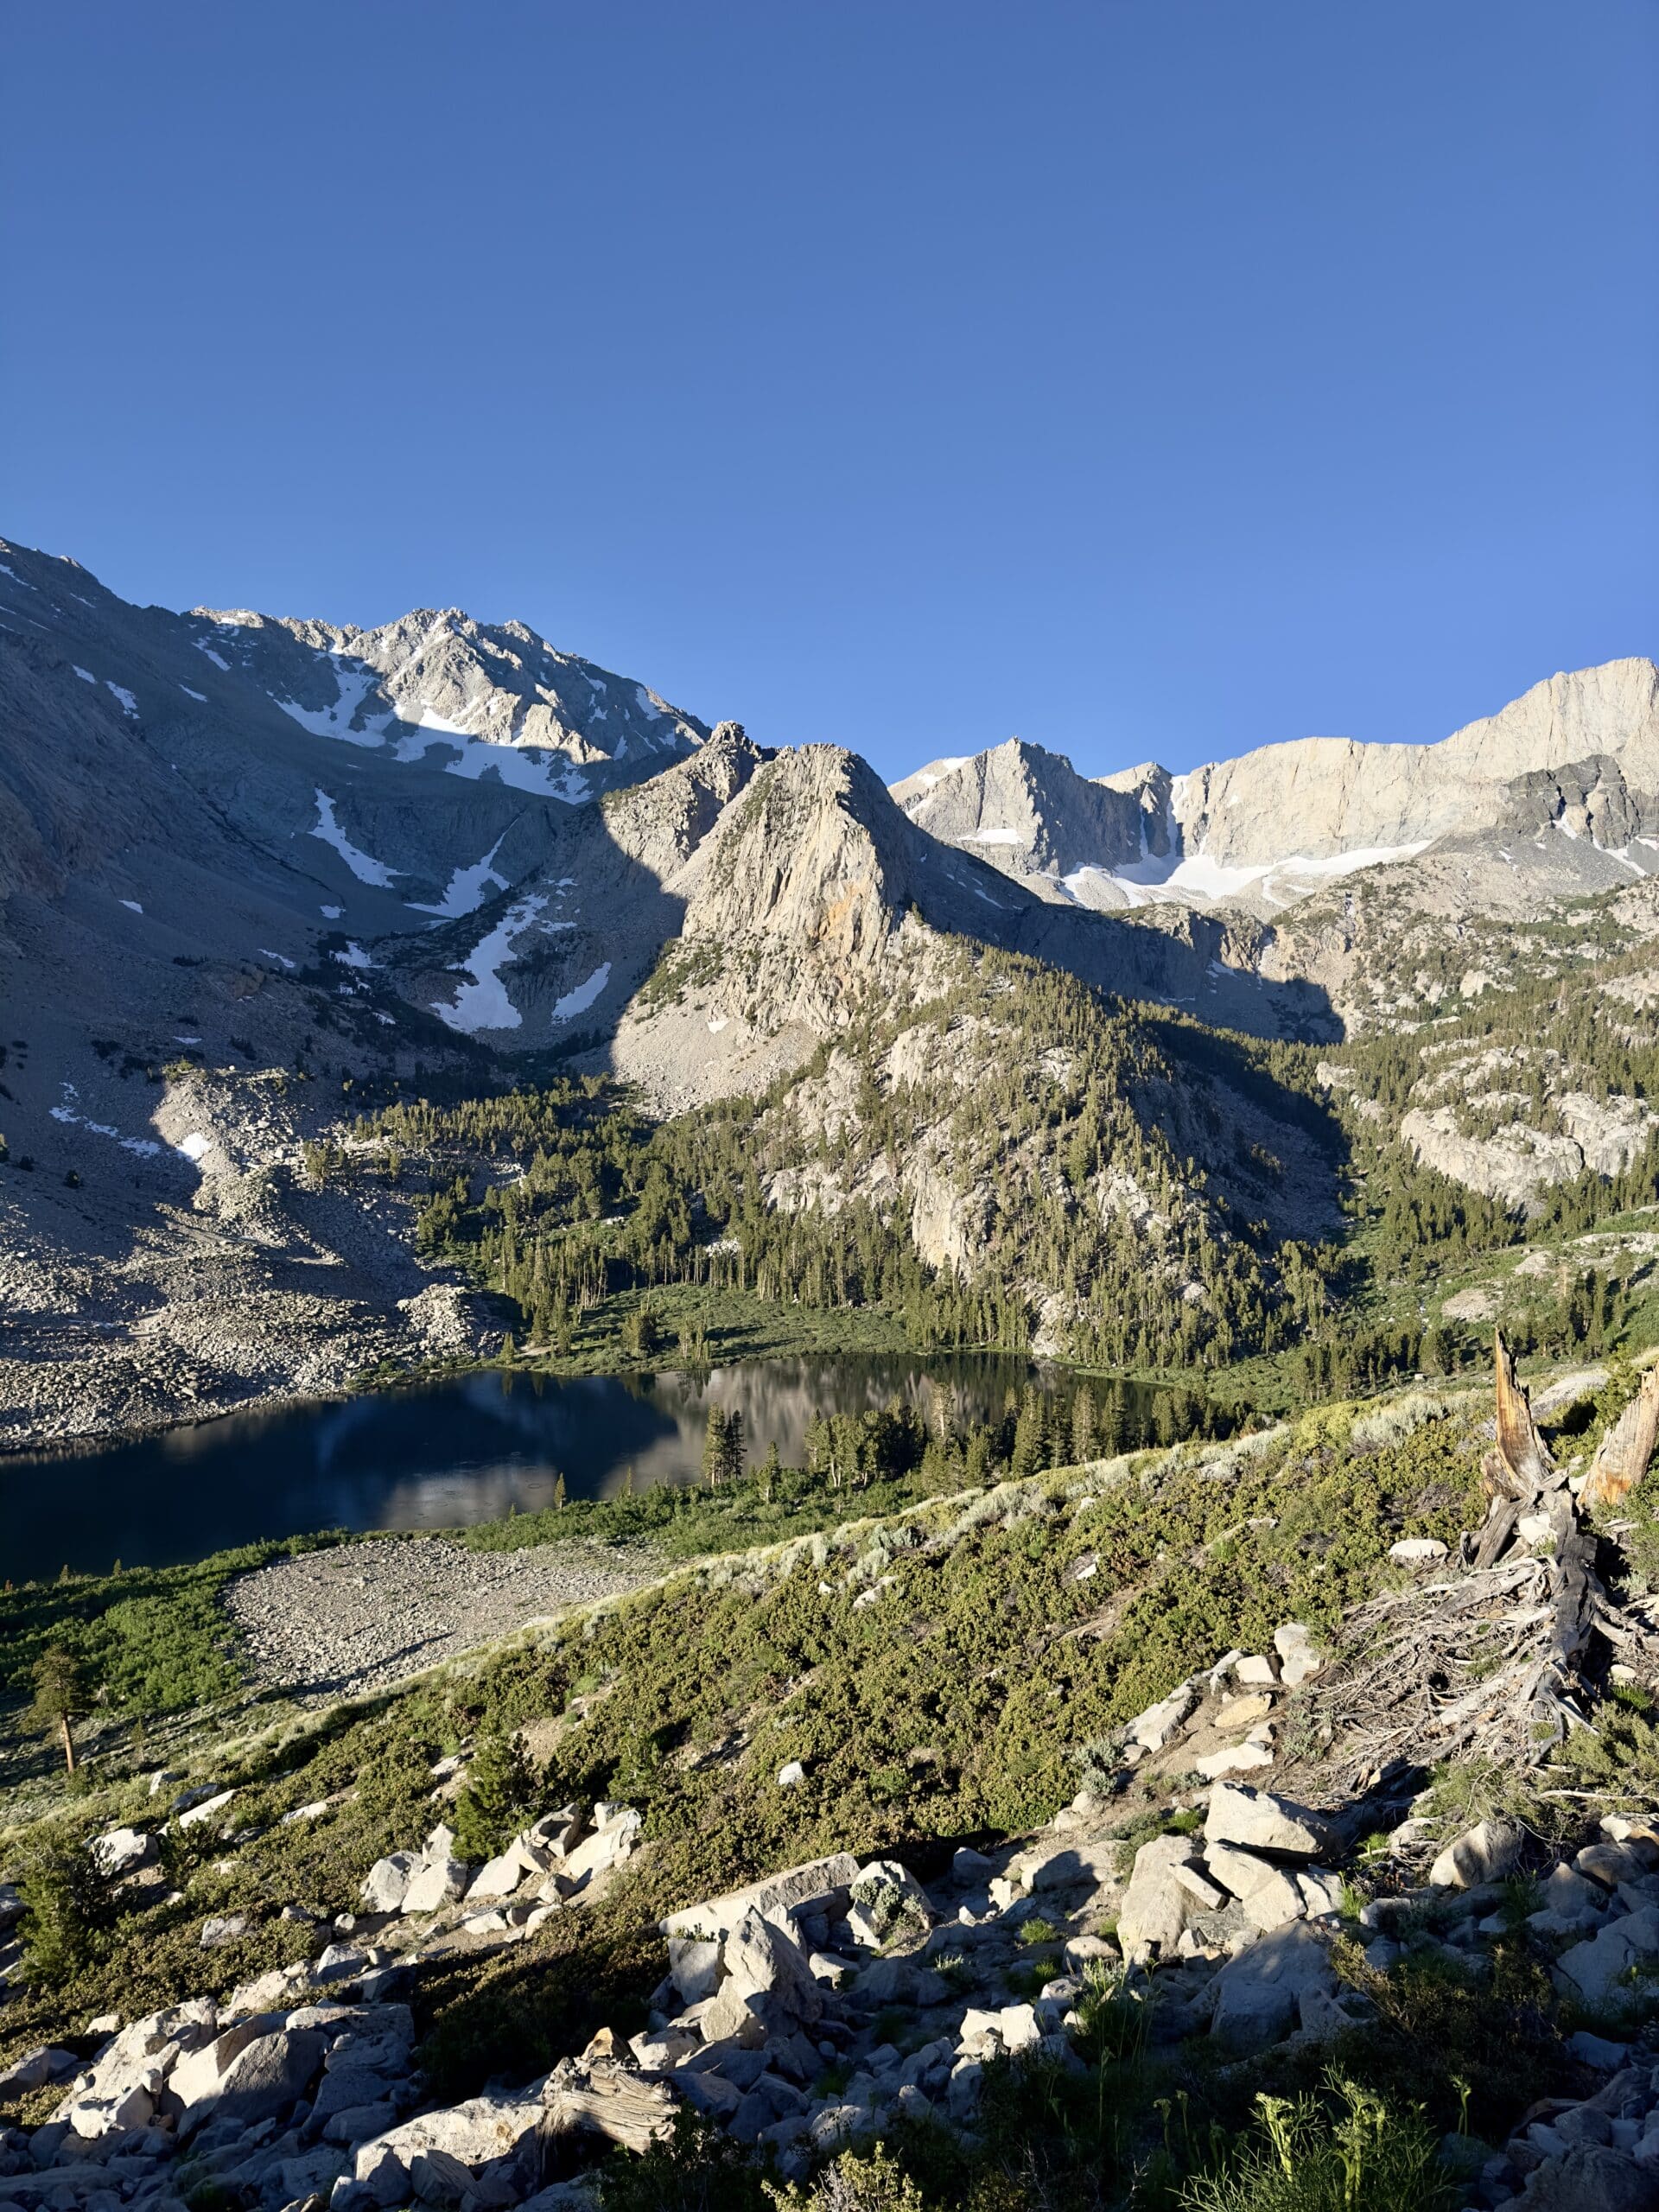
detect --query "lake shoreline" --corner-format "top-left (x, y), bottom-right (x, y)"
top-left (1, 1345), bottom-right (1099, 1584)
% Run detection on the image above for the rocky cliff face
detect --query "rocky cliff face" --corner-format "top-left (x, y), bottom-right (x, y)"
top-left (892, 658), bottom-right (1659, 917)
top-left (893, 738), bottom-right (1151, 879)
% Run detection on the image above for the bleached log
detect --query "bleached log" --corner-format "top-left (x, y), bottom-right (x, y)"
top-left (1582, 1366), bottom-right (1659, 1513)
top-left (541, 2059), bottom-right (677, 2154)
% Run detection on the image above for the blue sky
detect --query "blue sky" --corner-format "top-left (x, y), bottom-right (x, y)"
top-left (4, 2), bottom-right (1654, 780)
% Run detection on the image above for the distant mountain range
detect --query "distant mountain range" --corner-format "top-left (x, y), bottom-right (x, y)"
top-left (893, 658), bottom-right (1659, 914)
top-left (3, 530), bottom-right (1655, 1452)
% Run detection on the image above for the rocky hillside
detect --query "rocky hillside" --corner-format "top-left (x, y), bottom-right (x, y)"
top-left (4, 1351), bottom-right (1659, 2209)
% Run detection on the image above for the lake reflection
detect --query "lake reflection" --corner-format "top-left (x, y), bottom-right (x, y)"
top-left (1, 1351), bottom-right (1071, 1580)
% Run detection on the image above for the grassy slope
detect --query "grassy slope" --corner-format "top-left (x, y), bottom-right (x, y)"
top-left (3, 1387), bottom-right (1495, 2063)
top-left (8, 1354), bottom-right (1658, 2202)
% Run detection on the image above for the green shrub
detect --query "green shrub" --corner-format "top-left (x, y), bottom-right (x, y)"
top-left (766, 2142), bottom-right (927, 2209)
top-left (16, 1835), bottom-right (109, 1985)
top-left (1180, 2075), bottom-right (1457, 2212)
top-left (450, 1729), bottom-right (543, 1863)
top-left (598, 2106), bottom-right (769, 2210)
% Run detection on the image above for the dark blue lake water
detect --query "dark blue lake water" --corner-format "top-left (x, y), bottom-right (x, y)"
top-left (2, 1351), bottom-right (1130, 1581)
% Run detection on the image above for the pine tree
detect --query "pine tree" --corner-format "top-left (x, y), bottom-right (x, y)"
top-left (1070, 1384), bottom-right (1096, 1465)
top-left (1098, 1386), bottom-right (1128, 1457)
top-left (452, 1729), bottom-right (541, 1862)
top-left (702, 1407), bottom-right (729, 1488)
top-left (29, 1645), bottom-right (87, 1776)
top-left (722, 1409), bottom-right (747, 1485)
top-left (1009, 1387), bottom-right (1046, 1480)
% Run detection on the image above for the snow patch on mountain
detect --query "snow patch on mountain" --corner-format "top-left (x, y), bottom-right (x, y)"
top-left (432, 895), bottom-right (548, 1033)
top-left (552, 963), bottom-right (612, 1022)
top-left (309, 790), bottom-right (401, 887)
top-left (274, 658), bottom-right (389, 747)
top-left (406, 836), bottom-right (510, 919)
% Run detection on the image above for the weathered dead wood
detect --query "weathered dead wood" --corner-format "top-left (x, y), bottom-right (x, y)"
top-left (1488, 1330), bottom-right (1559, 1497)
top-left (541, 2060), bottom-right (677, 2153)
top-left (1471, 1497), bottom-right (1523, 1572)
top-left (1583, 1365), bottom-right (1659, 1512)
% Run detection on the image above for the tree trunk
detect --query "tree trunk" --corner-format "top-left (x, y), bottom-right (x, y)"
top-left (1582, 1366), bottom-right (1659, 1512)
top-left (59, 1712), bottom-right (75, 1774)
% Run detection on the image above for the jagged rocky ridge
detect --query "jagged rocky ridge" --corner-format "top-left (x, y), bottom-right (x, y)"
top-left (895, 658), bottom-right (1659, 920)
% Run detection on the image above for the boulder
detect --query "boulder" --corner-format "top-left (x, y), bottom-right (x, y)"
top-left (663, 1853), bottom-right (859, 1943)
top-left (777, 1762), bottom-right (806, 1789)
top-left (1272, 1624), bottom-right (1322, 1688)
top-left (1554, 1908), bottom-right (1659, 2007)
top-left (667, 1936), bottom-right (722, 2005)
top-left (0, 2046), bottom-right (77, 2100)
top-left (707, 1908), bottom-right (823, 2031)
top-left (850, 1958), bottom-right (946, 2009)
top-left (359, 1852), bottom-right (417, 1915)
top-left (1205, 1842), bottom-right (1306, 1932)
top-left (326, 2100), bottom-right (399, 2145)
top-left (466, 1846), bottom-right (531, 1903)
top-left (176, 1787), bottom-right (237, 1830)
top-left (1567, 2031), bottom-right (1635, 2071)
top-left (1428, 1820), bottom-right (1522, 1890)
top-left (1517, 2143), bottom-right (1659, 2210)
top-left (409, 2145), bottom-right (475, 2202)
top-left (174, 2020), bottom-right (327, 2134)
top-left (957, 2003), bottom-right (1041, 2059)
top-left (1204, 1783), bottom-right (1332, 1859)
top-left (90, 1827), bottom-right (156, 1878)
top-left (1210, 1923), bottom-right (1338, 2050)
top-left (1021, 1841), bottom-right (1121, 1894)
top-left (846, 1860), bottom-right (935, 1950)
top-left (52, 1998), bottom-right (219, 2118)
top-left (1172, 1864), bottom-right (1227, 1911)
top-left (1126, 1682), bottom-right (1198, 1752)
top-left (60, 2082), bottom-right (153, 2139)
top-left (1193, 1741), bottom-right (1274, 1779)
top-left (1116, 1834), bottom-right (1198, 1963)
top-left (200, 1913), bottom-right (250, 1948)
top-left (1296, 1869), bottom-right (1346, 1918)
top-left (1388, 1538), bottom-right (1448, 1567)
top-left (352, 2092), bottom-right (543, 2196)
top-left (1578, 1840), bottom-right (1659, 1887)
top-left (561, 1807), bottom-right (642, 1891)
top-left (401, 1854), bottom-right (470, 1916)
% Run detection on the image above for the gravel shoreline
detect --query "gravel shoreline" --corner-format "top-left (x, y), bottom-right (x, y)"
top-left (224, 1534), bottom-right (658, 1703)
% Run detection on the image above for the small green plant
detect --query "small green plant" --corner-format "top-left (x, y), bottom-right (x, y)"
top-left (1179, 2073), bottom-right (1457, 2212)
top-left (1070, 1958), bottom-right (1147, 2068)
top-left (932, 1948), bottom-right (975, 1995)
top-left (766, 2142), bottom-right (927, 2210)
top-left (1018, 1916), bottom-right (1060, 1948)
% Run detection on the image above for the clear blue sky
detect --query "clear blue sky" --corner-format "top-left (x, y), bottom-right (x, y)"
top-left (4, 2), bottom-right (1654, 779)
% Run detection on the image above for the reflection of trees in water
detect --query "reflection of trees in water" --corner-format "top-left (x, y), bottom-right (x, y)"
top-left (16, 1351), bottom-right (1168, 1580)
